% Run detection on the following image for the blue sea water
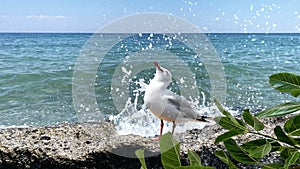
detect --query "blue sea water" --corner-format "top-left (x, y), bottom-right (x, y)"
top-left (0, 33), bottom-right (299, 128)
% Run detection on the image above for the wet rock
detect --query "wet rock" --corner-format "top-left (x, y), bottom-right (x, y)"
top-left (0, 115), bottom-right (296, 169)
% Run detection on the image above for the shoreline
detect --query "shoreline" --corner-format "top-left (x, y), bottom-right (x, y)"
top-left (0, 115), bottom-right (292, 168)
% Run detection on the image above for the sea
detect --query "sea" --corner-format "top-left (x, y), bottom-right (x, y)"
top-left (0, 33), bottom-right (299, 136)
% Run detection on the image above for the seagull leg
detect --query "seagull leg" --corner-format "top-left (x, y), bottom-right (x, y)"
top-left (171, 121), bottom-right (176, 135)
top-left (160, 119), bottom-right (164, 137)
top-left (152, 119), bottom-right (164, 141)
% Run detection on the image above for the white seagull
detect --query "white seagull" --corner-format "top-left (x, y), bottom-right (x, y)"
top-left (144, 62), bottom-right (211, 140)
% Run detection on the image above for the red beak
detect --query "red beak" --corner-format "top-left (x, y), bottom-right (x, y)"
top-left (154, 62), bottom-right (163, 72)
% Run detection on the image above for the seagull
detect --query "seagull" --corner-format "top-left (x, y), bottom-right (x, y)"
top-left (144, 62), bottom-right (211, 140)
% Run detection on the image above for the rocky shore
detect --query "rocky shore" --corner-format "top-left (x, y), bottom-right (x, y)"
top-left (0, 116), bottom-right (291, 169)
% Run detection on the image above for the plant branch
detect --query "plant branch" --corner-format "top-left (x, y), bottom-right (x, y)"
top-left (248, 131), bottom-right (277, 140)
top-left (249, 131), bottom-right (300, 149)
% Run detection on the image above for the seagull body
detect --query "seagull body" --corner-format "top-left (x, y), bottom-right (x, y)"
top-left (144, 62), bottom-right (210, 139)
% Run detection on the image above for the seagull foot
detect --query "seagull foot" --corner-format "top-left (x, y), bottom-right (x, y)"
top-left (151, 136), bottom-right (161, 141)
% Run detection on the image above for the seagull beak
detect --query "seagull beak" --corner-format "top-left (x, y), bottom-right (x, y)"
top-left (154, 62), bottom-right (163, 72)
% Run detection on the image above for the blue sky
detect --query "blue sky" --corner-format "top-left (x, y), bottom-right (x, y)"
top-left (0, 0), bottom-right (299, 33)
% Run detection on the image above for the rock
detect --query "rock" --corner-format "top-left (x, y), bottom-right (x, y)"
top-left (0, 115), bottom-right (295, 169)
top-left (40, 136), bottom-right (51, 141)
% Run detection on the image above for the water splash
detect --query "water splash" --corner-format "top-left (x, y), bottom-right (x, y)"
top-left (109, 78), bottom-right (220, 137)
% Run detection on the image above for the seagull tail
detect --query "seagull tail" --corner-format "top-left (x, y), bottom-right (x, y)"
top-left (196, 116), bottom-right (213, 122)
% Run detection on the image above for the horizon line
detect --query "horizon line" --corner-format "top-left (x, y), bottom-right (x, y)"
top-left (0, 31), bottom-right (299, 34)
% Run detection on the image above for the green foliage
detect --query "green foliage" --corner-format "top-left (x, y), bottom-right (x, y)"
top-left (284, 151), bottom-right (300, 169)
top-left (135, 149), bottom-right (147, 169)
top-left (215, 150), bottom-right (238, 169)
top-left (241, 139), bottom-right (272, 159)
top-left (188, 150), bottom-right (202, 166)
top-left (223, 138), bottom-right (258, 164)
top-left (255, 102), bottom-right (300, 117)
top-left (269, 72), bottom-right (300, 97)
top-left (215, 100), bottom-right (300, 168)
top-left (274, 126), bottom-right (296, 146)
top-left (135, 72), bottom-right (300, 169)
top-left (214, 130), bottom-right (241, 144)
top-left (241, 139), bottom-right (280, 153)
top-left (160, 132), bottom-right (181, 169)
top-left (242, 109), bottom-right (264, 131)
top-left (284, 114), bottom-right (300, 136)
top-left (214, 116), bottom-right (248, 134)
top-left (214, 72), bottom-right (300, 169)
top-left (135, 132), bottom-right (214, 169)
top-left (214, 99), bottom-right (248, 144)
top-left (262, 164), bottom-right (284, 169)
top-left (256, 72), bottom-right (300, 117)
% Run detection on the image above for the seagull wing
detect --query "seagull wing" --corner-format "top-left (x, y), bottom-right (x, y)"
top-left (164, 91), bottom-right (210, 123)
top-left (164, 91), bottom-right (197, 120)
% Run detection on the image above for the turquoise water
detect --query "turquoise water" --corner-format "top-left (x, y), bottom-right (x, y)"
top-left (0, 33), bottom-right (299, 127)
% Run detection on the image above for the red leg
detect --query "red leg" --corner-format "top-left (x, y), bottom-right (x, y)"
top-left (171, 121), bottom-right (176, 135)
top-left (152, 119), bottom-right (164, 141)
top-left (160, 119), bottom-right (164, 137)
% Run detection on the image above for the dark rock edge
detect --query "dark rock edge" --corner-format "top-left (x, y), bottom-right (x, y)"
top-left (0, 115), bottom-right (295, 169)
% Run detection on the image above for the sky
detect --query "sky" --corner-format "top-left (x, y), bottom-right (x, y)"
top-left (0, 0), bottom-right (299, 33)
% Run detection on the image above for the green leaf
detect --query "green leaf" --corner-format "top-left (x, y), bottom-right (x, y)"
top-left (274, 126), bottom-right (296, 146)
top-left (284, 151), bottom-right (299, 169)
top-left (284, 114), bottom-right (300, 136)
top-left (214, 116), bottom-right (247, 134)
top-left (248, 141), bottom-right (272, 158)
top-left (214, 100), bottom-right (248, 134)
top-left (215, 150), bottom-right (239, 169)
top-left (262, 164), bottom-right (284, 169)
top-left (160, 132), bottom-right (181, 169)
top-left (214, 99), bottom-right (232, 117)
top-left (224, 138), bottom-right (258, 164)
top-left (280, 147), bottom-right (295, 161)
top-left (241, 139), bottom-right (281, 153)
top-left (188, 150), bottom-right (202, 166)
top-left (294, 138), bottom-right (300, 145)
top-left (242, 109), bottom-right (264, 131)
top-left (269, 72), bottom-right (300, 97)
top-left (255, 102), bottom-right (300, 117)
top-left (241, 139), bottom-right (272, 158)
top-left (215, 131), bottom-right (241, 143)
top-left (270, 142), bottom-right (282, 152)
top-left (135, 149), bottom-right (147, 169)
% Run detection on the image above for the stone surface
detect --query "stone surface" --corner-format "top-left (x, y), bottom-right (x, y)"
top-left (0, 115), bottom-right (294, 169)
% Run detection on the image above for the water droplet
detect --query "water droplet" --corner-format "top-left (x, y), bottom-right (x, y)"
top-left (233, 14), bottom-right (238, 20)
top-left (250, 5), bottom-right (254, 11)
top-left (148, 43), bottom-right (153, 49)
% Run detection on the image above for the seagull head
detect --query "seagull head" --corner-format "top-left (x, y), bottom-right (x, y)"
top-left (153, 62), bottom-right (172, 85)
